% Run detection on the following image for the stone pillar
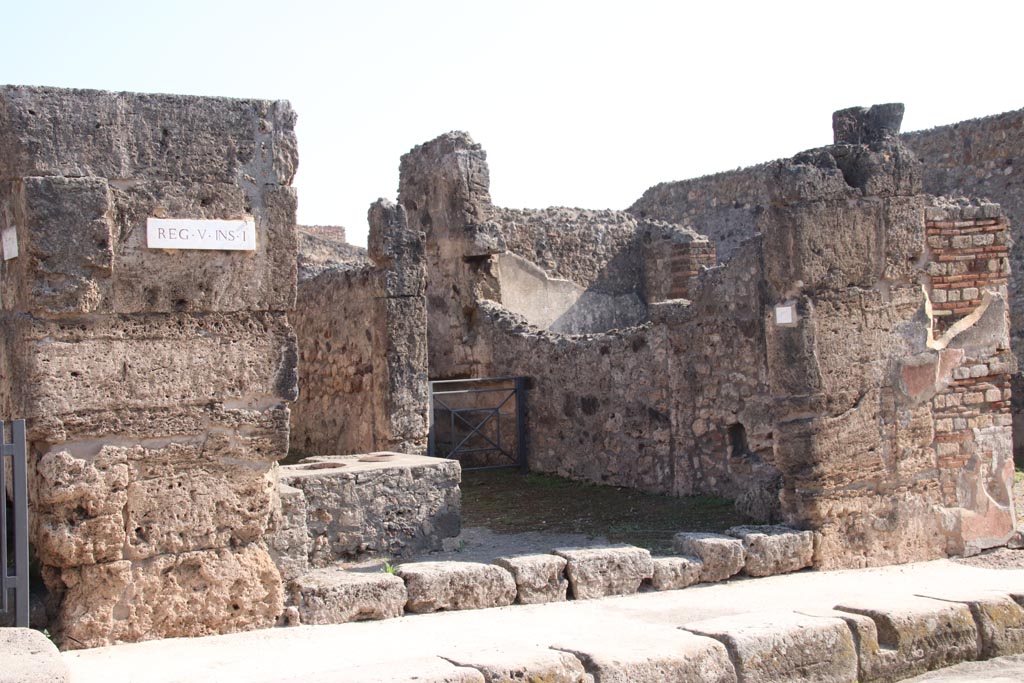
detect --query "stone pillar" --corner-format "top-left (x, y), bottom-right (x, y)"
top-left (0, 86), bottom-right (298, 647)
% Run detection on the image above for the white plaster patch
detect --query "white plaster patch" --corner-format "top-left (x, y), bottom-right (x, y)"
top-left (774, 302), bottom-right (798, 327)
top-left (2, 224), bottom-right (18, 260)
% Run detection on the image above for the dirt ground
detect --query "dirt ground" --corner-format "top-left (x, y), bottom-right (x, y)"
top-left (418, 466), bottom-right (1024, 567)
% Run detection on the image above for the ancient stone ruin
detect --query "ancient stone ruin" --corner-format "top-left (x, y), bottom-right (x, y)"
top-left (1, 84), bottom-right (1022, 650)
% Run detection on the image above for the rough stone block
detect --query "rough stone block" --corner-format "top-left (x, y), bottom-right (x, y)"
top-left (672, 532), bottom-right (745, 583)
top-left (395, 561), bottom-right (516, 614)
top-left (553, 546), bottom-right (653, 599)
top-left (834, 595), bottom-right (979, 680)
top-left (6, 311), bottom-right (297, 442)
top-left (0, 85), bottom-right (297, 185)
top-left (726, 525), bottom-right (814, 577)
top-left (553, 628), bottom-right (736, 683)
top-left (919, 591), bottom-right (1024, 659)
top-left (684, 611), bottom-right (857, 683)
top-left (54, 545), bottom-right (283, 649)
top-left (444, 646), bottom-right (593, 683)
top-left (492, 554), bottom-right (568, 604)
top-left (646, 555), bottom-right (703, 591)
top-left (0, 628), bottom-right (70, 683)
top-left (281, 453), bottom-right (460, 563)
top-left (32, 444), bottom-right (278, 567)
top-left (289, 568), bottom-right (407, 625)
top-left (267, 482), bottom-right (311, 582)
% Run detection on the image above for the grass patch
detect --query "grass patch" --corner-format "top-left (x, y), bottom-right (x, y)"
top-left (460, 468), bottom-right (751, 555)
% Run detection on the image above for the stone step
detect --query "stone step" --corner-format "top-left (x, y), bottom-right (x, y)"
top-left (288, 566), bottom-right (407, 626)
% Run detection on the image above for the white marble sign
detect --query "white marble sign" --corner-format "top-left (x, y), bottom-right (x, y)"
top-left (147, 218), bottom-right (256, 251)
top-left (774, 302), bottom-right (798, 327)
top-left (2, 225), bottom-right (18, 260)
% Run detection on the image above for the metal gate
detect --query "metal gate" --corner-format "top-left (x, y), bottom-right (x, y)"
top-left (428, 377), bottom-right (526, 471)
top-left (1, 419), bottom-right (29, 627)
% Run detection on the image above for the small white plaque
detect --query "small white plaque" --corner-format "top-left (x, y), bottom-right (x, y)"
top-left (2, 225), bottom-right (18, 260)
top-left (774, 302), bottom-right (798, 326)
top-left (147, 218), bottom-right (256, 251)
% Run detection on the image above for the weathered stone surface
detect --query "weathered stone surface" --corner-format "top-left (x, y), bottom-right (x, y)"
top-left (0, 628), bottom-right (70, 683)
top-left (834, 595), bottom-right (979, 680)
top-left (6, 311), bottom-right (297, 443)
top-left (330, 657), bottom-right (485, 683)
top-left (444, 647), bottom-right (592, 683)
top-left (297, 224), bottom-right (369, 281)
top-left (553, 546), bottom-right (653, 600)
top-left (920, 591), bottom-right (1024, 659)
top-left (289, 568), bottom-right (407, 625)
top-left (31, 444), bottom-right (278, 567)
top-left (289, 201), bottom-right (428, 456)
top-left (684, 611), bottom-right (857, 683)
top-left (53, 545), bottom-right (283, 649)
top-left (726, 525), bottom-right (814, 577)
top-left (672, 533), bottom-right (745, 583)
top-left (646, 555), bottom-right (703, 591)
top-left (0, 85), bottom-right (297, 185)
top-left (492, 554), bottom-right (568, 604)
top-left (553, 628), bottom-right (736, 683)
top-left (395, 561), bottom-right (516, 613)
top-left (266, 482), bottom-right (311, 582)
top-left (280, 454), bottom-right (460, 564)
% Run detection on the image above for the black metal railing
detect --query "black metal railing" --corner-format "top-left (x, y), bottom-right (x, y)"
top-left (428, 377), bottom-right (526, 470)
top-left (1, 419), bottom-right (29, 628)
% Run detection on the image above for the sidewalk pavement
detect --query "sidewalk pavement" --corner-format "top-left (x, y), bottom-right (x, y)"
top-left (64, 557), bottom-right (1024, 682)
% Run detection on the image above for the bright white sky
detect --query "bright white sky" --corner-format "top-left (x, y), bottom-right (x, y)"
top-left (2, 1), bottom-right (1022, 246)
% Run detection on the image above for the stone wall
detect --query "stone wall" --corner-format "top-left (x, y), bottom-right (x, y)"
top-left (0, 86), bottom-right (298, 648)
top-left (902, 109), bottom-right (1024, 462)
top-left (289, 201), bottom-right (428, 457)
top-left (297, 224), bottom-right (369, 281)
top-left (400, 104), bottom-right (1016, 569)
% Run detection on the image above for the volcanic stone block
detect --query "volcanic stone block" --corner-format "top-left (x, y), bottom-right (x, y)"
top-left (553, 629), bottom-right (736, 683)
top-left (0, 628), bottom-right (70, 683)
top-left (54, 545), bottom-right (283, 649)
top-left (0, 85), bottom-right (297, 185)
top-left (684, 611), bottom-right (857, 683)
top-left (444, 647), bottom-right (592, 683)
top-left (32, 443), bottom-right (279, 567)
top-left (395, 561), bottom-right (516, 613)
top-left (646, 555), bottom-right (703, 591)
top-left (919, 591), bottom-right (1024, 660)
top-left (726, 525), bottom-right (814, 577)
top-left (267, 482), bottom-right (311, 582)
top-left (5, 311), bottom-right (297, 442)
top-left (834, 595), bottom-right (979, 680)
top-left (289, 568), bottom-right (407, 625)
top-left (280, 453), bottom-right (460, 563)
top-left (553, 546), bottom-right (654, 600)
top-left (672, 533), bottom-right (745, 583)
top-left (492, 554), bottom-right (568, 604)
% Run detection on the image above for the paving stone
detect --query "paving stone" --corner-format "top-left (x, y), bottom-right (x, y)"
top-left (492, 554), bottom-right (568, 604)
top-left (329, 656), bottom-right (485, 683)
top-left (553, 628), bottom-right (736, 683)
top-left (553, 546), bottom-right (653, 599)
top-left (672, 532), bottom-right (745, 583)
top-left (684, 610), bottom-right (857, 683)
top-left (726, 525), bottom-right (814, 577)
top-left (834, 595), bottom-right (979, 681)
top-left (645, 555), bottom-right (702, 591)
top-left (395, 561), bottom-right (516, 613)
top-left (918, 590), bottom-right (1024, 660)
top-left (0, 628), bottom-right (70, 683)
top-left (289, 567), bottom-right (407, 625)
top-left (444, 646), bottom-right (592, 683)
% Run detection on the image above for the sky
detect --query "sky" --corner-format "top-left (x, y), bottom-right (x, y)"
top-left (2, 0), bottom-right (1022, 246)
